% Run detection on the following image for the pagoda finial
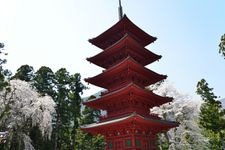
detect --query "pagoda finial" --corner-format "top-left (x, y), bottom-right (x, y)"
top-left (118, 0), bottom-right (123, 20)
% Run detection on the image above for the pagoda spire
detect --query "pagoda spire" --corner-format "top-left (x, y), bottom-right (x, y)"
top-left (118, 0), bottom-right (123, 20)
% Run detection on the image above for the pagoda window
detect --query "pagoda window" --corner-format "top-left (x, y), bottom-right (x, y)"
top-left (125, 139), bottom-right (132, 147)
top-left (135, 139), bottom-right (141, 147)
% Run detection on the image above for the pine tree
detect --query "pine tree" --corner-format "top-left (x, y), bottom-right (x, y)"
top-left (75, 95), bottom-right (104, 150)
top-left (196, 79), bottom-right (225, 149)
top-left (0, 43), bottom-right (11, 149)
top-left (81, 95), bottom-right (101, 125)
top-left (12, 65), bottom-right (34, 82)
top-left (33, 66), bottom-right (56, 97)
top-left (68, 73), bottom-right (86, 149)
top-left (0, 43), bottom-right (10, 90)
top-left (54, 68), bottom-right (86, 149)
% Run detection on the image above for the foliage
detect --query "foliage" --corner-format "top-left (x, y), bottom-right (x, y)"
top-left (12, 65), bottom-right (34, 82)
top-left (151, 81), bottom-right (208, 150)
top-left (219, 34), bottom-right (225, 58)
top-left (33, 66), bottom-right (56, 97)
top-left (0, 43), bottom-right (10, 91)
top-left (53, 68), bottom-right (83, 149)
top-left (75, 128), bottom-right (104, 150)
top-left (0, 80), bottom-right (56, 150)
top-left (75, 95), bottom-right (105, 150)
top-left (0, 42), bottom-right (9, 125)
top-left (1, 43), bottom-right (92, 149)
top-left (81, 95), bottom-right (101, 125)
top-left (13, 65), bottom-right (87, 149)
top-left (196, 79), bottom-right (225, 149)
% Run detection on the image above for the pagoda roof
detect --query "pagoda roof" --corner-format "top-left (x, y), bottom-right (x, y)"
top-left (83, 83), bottom-right (172, 109)
top-left (85, 57), bottom-right (167, 89)
top-left (81, 112), bottom-right (178, 134)
top-left (87, 34), bottom-right (161, 69)
top-left (89, 15), bottom-right (157, 49)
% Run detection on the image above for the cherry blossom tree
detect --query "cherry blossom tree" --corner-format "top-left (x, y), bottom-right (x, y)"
top-left (150, 81), bottom-right (208, 150)
top-left (0, 80), bottom-right (56, 150)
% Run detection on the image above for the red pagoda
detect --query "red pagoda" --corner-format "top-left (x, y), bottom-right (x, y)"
top-left (82, 2), bottom-right (178, 150)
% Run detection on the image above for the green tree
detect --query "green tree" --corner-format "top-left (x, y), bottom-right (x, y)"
top-left (32, 67), bottom-right (86, 150)
top-left (75, 95), bottom-right (104, 150)
top-left (81, 95), bottom-right (101, 125)
top-left (219, 34), bottom-right (225, 58)
top-left (75, 128), bottom-right (104, 150)
top-left (53, 68), bottom-right (86, 149)
top-left (0, 43), bottom-right (10, 90)
top-left (12, 65), bottom-right (34, 82)
top-left (196, 79), bottom-right (225, 149)
top-left (0, 43), bottom-right (11, 150)
top-left (54, 68), bottom-right (71, 149)
top-left (33, 66), bottom-right (56, 97)
top-left (68, 73), bottom-right (86, 149)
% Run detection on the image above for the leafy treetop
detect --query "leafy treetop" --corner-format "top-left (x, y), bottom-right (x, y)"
top-left (219, 34), bottom-right (225, 59)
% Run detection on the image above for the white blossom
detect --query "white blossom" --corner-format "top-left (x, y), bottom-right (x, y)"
top-left (0, 79), bottom-right (56, 149)
top-left (23, 134), bottom-right (35, 150)
top-left (150, 80), bottom-right (208, 149)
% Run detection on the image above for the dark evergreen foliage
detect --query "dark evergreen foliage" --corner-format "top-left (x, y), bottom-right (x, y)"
top-left (81, 95), bottom-right (101, 125)
top-left (12, 65), bottom-right (34, 82)
top-left (0, 43), bottom-right (11, 150)
top-left (196, 79), bottom-right (225, 149)
top-left (75, 95), bottom-right (104, 150)
top-left (219, 34), bottom-right (225, 58)
top-left (0, 43), bottom-right (10, 90)
top-left (33, 66), bottom-right (56, 97)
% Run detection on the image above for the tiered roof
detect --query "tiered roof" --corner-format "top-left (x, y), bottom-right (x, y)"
top-left (87, 34), bottom-right (161, 69)
top-left (85, 57), bottom-right (167, 90)
top-left (84, 83), bottom-right (172, 110)
top-left (82, 14), bottom-right (178, 150)
top-left (82, 113), bottom-right (177, 135)
top-left (89, 15), bottom-right (157, 49)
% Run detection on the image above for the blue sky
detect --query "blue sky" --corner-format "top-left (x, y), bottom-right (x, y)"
top-left (0, 0), bottom-right (225, 98)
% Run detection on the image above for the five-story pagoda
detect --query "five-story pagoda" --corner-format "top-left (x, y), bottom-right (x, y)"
top-left (82, 2), bottom-right (178, 149)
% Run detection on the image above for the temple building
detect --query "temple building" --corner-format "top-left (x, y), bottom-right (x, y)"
top-left (82, 2), bottom-right (178, 149)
